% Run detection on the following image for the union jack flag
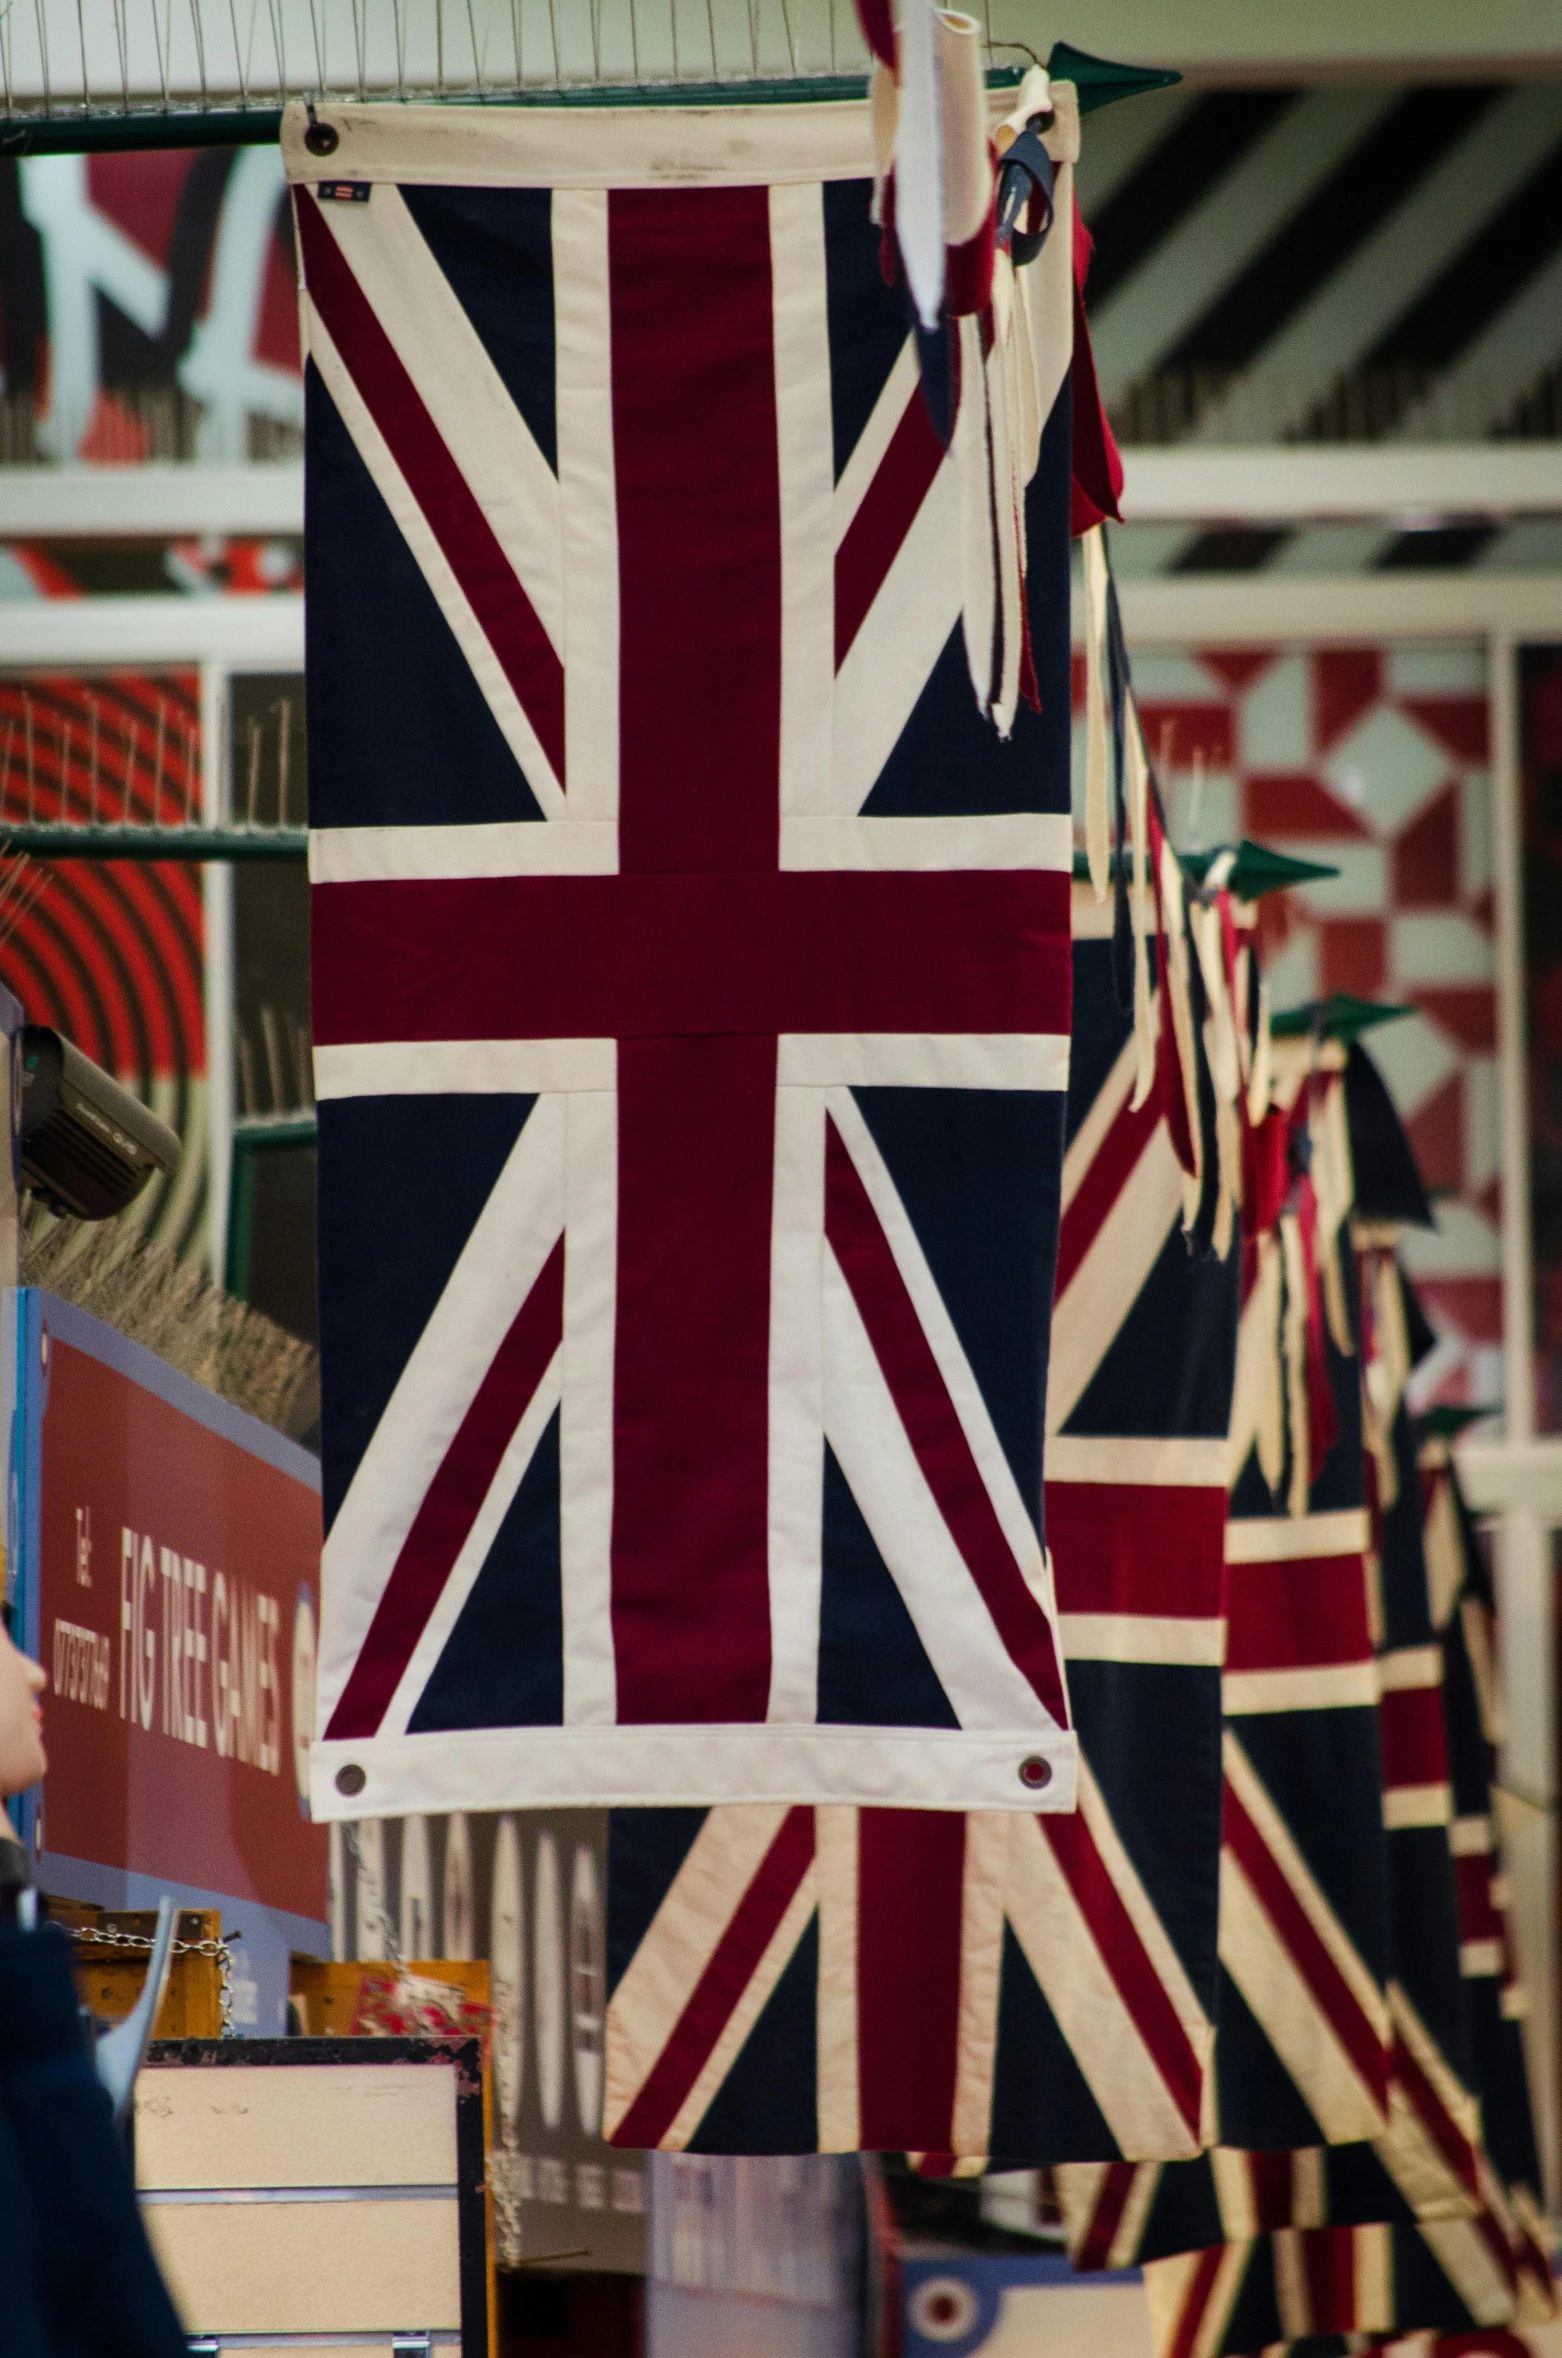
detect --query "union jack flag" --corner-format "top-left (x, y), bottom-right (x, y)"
top-left (600, 898), bottom-right (1233, 2156)
top-left (287, 99), bottom-right (1083, 1821)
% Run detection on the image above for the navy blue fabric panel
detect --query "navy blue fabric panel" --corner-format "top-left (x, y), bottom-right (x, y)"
top-left (399, 185), bottom-right (556, 468)
top-left (1064, 1236), bottom-right (1240, 1441)
top-left (1066, 938), bottom-right (1130, 1148)
top-left (823, 177), bottom-right (908, 483)
top-left (990, 1926), bottom-right (1119, 2161)
top-left (1377, 1407), bottom-right (1436, 1649)
top-left (862, 390), bottom-right (1074, 820)
top-left (853, 1087), bottom-right (1062, 1518)
top-left (1072, 1664), bottom-right (1223, 2003)
top-left (305, 360), bottom-right (547, 827)
top-left (408, 1410), bottom-right (564, 1730)
top-left (818, 1447), bottom-right (959, 1729)
top-left (1233, 1711), bottom-right (1389, 1981)
top-left (1133, 2160), bottom-right (1224, 2264)
top-left (1387, 1826), bottom-right (1469, 2080)
top-left (606, 1808), bottom-right (707, 1992)
top-left (316, 1093), bottom-right (535, 1532)
top-left (1220, 2249), bottom-right (1283, 2358)
top-left (1213, 1966), bottom-right (1326, 2150)
top-left (1323, 2141), bottom-right (1412, 2225)
top-left (1394, 2225), bottom-right (1485, 2332)
top-left (690, 1919), bottom-right (820, 2153)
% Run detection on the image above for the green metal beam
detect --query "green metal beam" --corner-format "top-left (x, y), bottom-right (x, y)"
top-left (2, 825), bottom-right (305, 861)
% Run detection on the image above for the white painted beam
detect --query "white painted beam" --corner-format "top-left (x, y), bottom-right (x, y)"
top-left (0, 594), bottom-right (304, 669)
top-left (1101, 570), bottom-right (1562, 645)
top-left (1119, 444), bottom-right (1562, 527)
top-left (0, 464), bottom-right (303, 541)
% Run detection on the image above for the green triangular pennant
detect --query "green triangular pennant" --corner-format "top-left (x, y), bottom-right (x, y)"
top-left (1270, 992), bottom-right (1415, 1045)
top-left (1046, 40), bottom-right (1182, 114)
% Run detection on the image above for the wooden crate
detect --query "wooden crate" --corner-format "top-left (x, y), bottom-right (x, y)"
top-left (289, 1955), bottom-right (491, 2038)
top-left (62, 1903), bottom-right (226, 2039)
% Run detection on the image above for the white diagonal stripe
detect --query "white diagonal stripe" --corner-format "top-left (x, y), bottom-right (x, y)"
top-left (833, 461), bottom-right (963, 816)
top-left (305, 300), bottom-right (565, 816)
top-left (772, 181), bottom-right (836, 822)
top-left (311, 821), bottom-right (616, 882)
top-left (1048, 1120), bottom-right (1183, 1433)
top-left (553, 190), bottom-right (619, 822)
top-left (314, 184), bottom-right (562, 651)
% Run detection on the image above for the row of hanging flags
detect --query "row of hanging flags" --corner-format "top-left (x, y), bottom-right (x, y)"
top-left (286, 22), bottom-right (1553, 2351)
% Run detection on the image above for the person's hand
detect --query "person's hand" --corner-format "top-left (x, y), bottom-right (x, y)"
top-left (0, 1623), bottom-right (45, 1798)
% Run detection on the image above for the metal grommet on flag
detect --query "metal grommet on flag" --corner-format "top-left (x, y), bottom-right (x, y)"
top-left (1018, 1755), bottom-right (1052, 1791)
top-left (304, 112), bottom-right (340, 156)
top-left (334, 1763), bottom-right (366, 1797)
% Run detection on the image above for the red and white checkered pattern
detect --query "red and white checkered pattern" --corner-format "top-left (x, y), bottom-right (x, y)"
top-left (1072, 640), bottom-right (1499, 1411)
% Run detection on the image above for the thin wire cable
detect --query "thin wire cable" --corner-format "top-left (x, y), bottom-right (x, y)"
top-left (0, 4), bottom-right (12, 119)
top-left (226, 0), bottom-right (249, 100)
top-left (669, 0), bottom-right (678, 83)
top-left (306, 0), bottom-right (324, 92)
top-left (588, 0), bottom-right (600, 80)
top-left (265, 0), bottom-right (285, 102)
top-left (351, 0), bottom-right (366, 96)
top-left (74, 0), bottom-right (89, 109)
top-left (545, 0), bottom-right (558, 88)
top-left (704, 0), bottom-right (717, 79)
top-left (116, 0), bottom-right (132, 107)
top-left (392, 0), bottom-right (406, 97)
top-left (778, 0), bottom-right (796, 75)
top-left (628, 0), bottom-right (639, 90)
top-left (466, 0), bottom-right (484, 91)
top-left (509, 0), bottom-right (522, 89)
top-left (188, 0), bottom-right (209, 102)
top-left (150, 0), bottom-right (170, 106)
top-left (436, 0), bottom-right (444, 89)
top-left (31, 0), bottom-right (50, 112)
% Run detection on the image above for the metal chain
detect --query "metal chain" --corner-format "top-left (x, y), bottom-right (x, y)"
top-left (67, 1922), bottom-right (236, 2038)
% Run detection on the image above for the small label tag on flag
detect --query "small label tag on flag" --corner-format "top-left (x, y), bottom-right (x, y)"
top-left (318, 181), bottom-right (372, 203)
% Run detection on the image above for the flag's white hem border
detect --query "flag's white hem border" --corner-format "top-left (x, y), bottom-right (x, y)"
top-left (307, 1724), bottom-right (1078, 1820)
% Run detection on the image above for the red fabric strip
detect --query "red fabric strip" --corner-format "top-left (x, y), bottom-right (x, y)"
top-left (1163, 2244), bottom-right (1228, 2358)
top-left (825, 1119), bottom-right (1068, 1723)
top-left (1454, 1853), bottom-right (1504, 1948)
top-left (1222, 1779), bottom-right (1389, 2111)
top-left (1053, 1083), bottom-right (1165, 1299)
top-left (1074, 2162), bottom-right (1139, 2273)
top-left (1040, 1810), bottom-right (1205, 2140)
top-left (835, 387), bottom-right (946, 670)
top-left (1378, 1684), bottom-right (1450, 1792)
top-left (312, 869), bottom-right (1071, 1047)
top-left (612, 1037), bottom-right (776, 1723)
top-left (610, 1807), bottom-right (815, 2149)
top-left (297, 192), bottom-right (565, 784)
top-left (609, 186), bottom-right (781, 875)
top-left (1223, 1554), bottom-right (1373, 1674)
top-left (1047, 1481), bottom-right (1227, 1622)
top-left (944, 201), bottom-right (996, 318)
top-left (1390, 2033), bottom-right (1479, 2196)
top-left (1250, 2148), bottom-right (1299, 2232)
top-left (856, 1811), bottom-right (966, 2151)
top-left (325, 1236), bottom-right (565, 1739)
top-left (1301, 2225), bottom-right (1359, 2333)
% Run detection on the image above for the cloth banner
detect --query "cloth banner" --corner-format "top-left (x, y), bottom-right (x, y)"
top-left (287, 95), bottom-right (1084, 1822)
top-left (600, 892), bottom-right (1236, 2156)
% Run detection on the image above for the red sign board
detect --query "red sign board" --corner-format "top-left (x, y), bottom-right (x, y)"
top-left (18, 1293), bottom-right (327, 1951)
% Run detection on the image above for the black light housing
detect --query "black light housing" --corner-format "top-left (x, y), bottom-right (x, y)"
top-left (18, 1025), bottom-right (180, 1221)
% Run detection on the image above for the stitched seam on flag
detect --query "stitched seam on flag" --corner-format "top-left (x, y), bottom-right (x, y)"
top-left (315, 1097), bottom-right (566, 1724)
top-left (380, 1350), bottom-right (564, 1740)
top-left (1220, 1790), bottom-right (1389, 2118)
top-left (814, 1805), bottom-right (860, 2149)
top-left (1223, 1664), bottom-right (1380, 1714)
top-left (1224, 1730), bottom-right (1389, 2033)
top-left (304, 305), bottom-right (565, 817)
top-left (1054, 1074), bottom-right (1166, 1299)
top-left (298, 191), bottom-right (566, 784)
top-left (609, 1806), bottom-right (815, 2149)
top-left (325, 1236), bottom-right (566, 1740)
top-left (833, 339), bottom-right (921, 543)
top-left (1388, 1984), bottom-right (1480, 2194)
top-left (1059, 1027), bottom-right (1137, 1218)
top-left (952, 1813), bottom-right (1010, 2158)
top-left (835, 391), bottom-right (947, 670)
top-left (1039, 1794), bottom-right (1207, 2142)
top-left (323, 184), bottom-right (564, 655)
top-left (1419, 2215), bottom-right (1517, 2325)
top-left (606, 1807), bottom-right (784, 2132)
top-left (1046, 1122), bottom-right (1184, 1436)
top-left (1225, 1510), bottom-right (1370, 1564)
top-left (832, 467), bottom-right (962, 818)
top-left (1045, 1436), bottom-right (1230, 1487)
top-left (1059, 1613), bottom-right (1225, 1667)
top-left (661, 1864), bottom-right (819, 2152)
top-left (824, 1116), bottom-right (1068, 1724)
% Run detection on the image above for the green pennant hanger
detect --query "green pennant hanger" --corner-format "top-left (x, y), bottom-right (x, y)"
top-left (1416, 1402), bottom-right (1496, 1441)
top-left (1045, 41), bottom-right (1182, 113)
top-left (1269, 992), bottom-right (1415, 1045)
top-left (1183, 841), bottom-right (1340, 900)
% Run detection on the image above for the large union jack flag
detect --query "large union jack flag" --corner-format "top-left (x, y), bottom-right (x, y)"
top-left (599, 899), bottom-right (1234, 2156)
top-left (287, 99), bottom-right (1079, 1820)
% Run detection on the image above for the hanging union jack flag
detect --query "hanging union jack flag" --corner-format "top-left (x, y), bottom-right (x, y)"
top-left (287, 96), bottom-right (1082, 1819)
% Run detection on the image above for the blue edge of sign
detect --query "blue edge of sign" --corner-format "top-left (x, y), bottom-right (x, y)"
top-left (6, 1285), bottom-right (330, 2034)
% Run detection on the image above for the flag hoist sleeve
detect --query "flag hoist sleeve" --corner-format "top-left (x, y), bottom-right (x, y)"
top-left (288, 93), bottom-right (1083, 1821)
